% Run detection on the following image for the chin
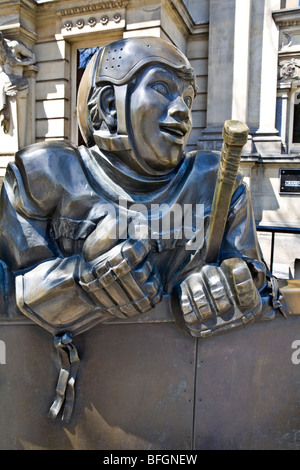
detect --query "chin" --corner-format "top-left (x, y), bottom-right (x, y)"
top-left (166, 149), bottom-right (184, 168)
top-left (154, 154), bottom-right (183, 172)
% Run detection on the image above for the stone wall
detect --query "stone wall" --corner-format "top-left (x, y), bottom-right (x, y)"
top-left (28, 0), bottom-right (206, 150)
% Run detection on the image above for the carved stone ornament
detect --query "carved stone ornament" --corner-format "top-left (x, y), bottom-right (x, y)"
top-left (88, 17), bottom-right (97, 27)
top-left (279, 58), bottom-right (300, 82)
top-left (100, 15), bottom-right (109, 25)
top-left (64, 20), bottom-right (73, 30)
top-left (62, 11), bottom-right (123, 32)
top-left (0, 33), bottom-right (36, 133)
top-left (0, 37), bottom-right (298, 424)
top-left (280, 31), bottom-right (293, 48)
top-left (56, 1), bottom-right (130, 17)
top-left (113, 12), bottom-right (121, 22)
top-left (76, 19), bottom-right (85, 29)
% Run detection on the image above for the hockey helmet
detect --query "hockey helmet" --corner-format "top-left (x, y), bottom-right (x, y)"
top-left (77, 37), bottom-right (196, 148)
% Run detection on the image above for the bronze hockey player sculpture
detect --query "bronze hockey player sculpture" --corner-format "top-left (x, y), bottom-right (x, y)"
top-left (0, 37), bottom-right (297, 429)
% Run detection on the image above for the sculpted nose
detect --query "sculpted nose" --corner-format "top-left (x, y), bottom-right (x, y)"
top-left (169, 97), bottom-right (190, 123)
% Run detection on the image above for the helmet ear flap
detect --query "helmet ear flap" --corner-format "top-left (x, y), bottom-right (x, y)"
top-left (97, 85), bottom-right (117, 132)
top-left (77, 52), bottom-right (99, 147)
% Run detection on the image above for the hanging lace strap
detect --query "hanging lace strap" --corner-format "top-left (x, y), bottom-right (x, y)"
top-left (62, 341), bottom-right (80, 422)
top-left (48, 333), bottom-right (80, 423)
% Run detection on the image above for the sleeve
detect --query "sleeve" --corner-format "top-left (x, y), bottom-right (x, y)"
top-left (0, 150), bottom-right (101, 334)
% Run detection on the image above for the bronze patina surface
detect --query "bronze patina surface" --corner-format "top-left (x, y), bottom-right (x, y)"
top-left (0, 37), bottom-right (299, 447)
top-left (0, 314), bottom-right (300, 450)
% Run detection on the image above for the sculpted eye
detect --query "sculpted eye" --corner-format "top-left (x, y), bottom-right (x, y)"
top-left (151, 82), bottom-right (169, 96)
top-left (184, 96), bottom-right (193, 109)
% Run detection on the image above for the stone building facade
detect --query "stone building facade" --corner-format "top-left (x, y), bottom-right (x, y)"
top-left (0, 0), bottom-right (299, 276)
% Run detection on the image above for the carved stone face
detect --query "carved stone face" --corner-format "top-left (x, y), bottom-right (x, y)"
top-left (129, 65), bottom-right (194, 173)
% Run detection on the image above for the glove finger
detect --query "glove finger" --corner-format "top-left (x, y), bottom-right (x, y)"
top-left (134, 259), bottom-right (153, 285)
top-left (88, 238), bottom-right (151, 284)
top-left (221, 258), bottom-right (258, 308)
top-left (118, 267), bottom-right (162, 314)
top-left (201, 265), bottom-right (232, 315)
top-left (143, 270), bottom-right (161, 299)
top-left (84, 235), bottom-right (152, 274)
top-left (248, 259), bottom-right (267, 291)
top-left (112, 256), bottom-right (157, 314)
top-left (180, 279), bottom-right (194, 313)
top-left (179, 278), bottom-right (202, 326)
top-left (79, 270), bottom-right (132, 320)
top-left (186, 273), bottom-right (215, 322)
top-left (151, 288), bottom-right (163, 306)
top-left (82, 215), bottom-right (120, 261)
top-left (82, 255), bottom-right (141, 317)
top-left (99, 274), bottom-right (141, 317)
top-left (121, 238), bottom-right (152, 268)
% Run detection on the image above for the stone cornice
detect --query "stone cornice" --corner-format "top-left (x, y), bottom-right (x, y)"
top-left (0, 0), bottom-right (36, 10)
top-left (0, 0), bottom-right (37, 20)
top-left (273, 8), bottom-right (300, 28)
top-left (0, 0), bottom-right (38, 46)
top-left (55, 0), bottom-right (130, 17)
top-left (0, 24), bottom-right (38, 43)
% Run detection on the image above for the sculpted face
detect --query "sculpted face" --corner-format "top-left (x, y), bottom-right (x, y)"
top-left (129, 66), bottom-right (194, 173)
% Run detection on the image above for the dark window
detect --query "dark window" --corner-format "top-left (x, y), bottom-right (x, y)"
top-left (293, 92), bottom-right (300, 144)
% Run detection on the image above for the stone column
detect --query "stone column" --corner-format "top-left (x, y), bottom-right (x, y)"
top-left (23, 64), bottom-right (39, 147)
top-left (198, 0), bottom-right (251, 151)
top-left (248, 0), bottom-right (282, 155)
top-left (198, 0), bottom-right (282, 155)
top-left (231, 0), bottom-right (251, 124)
top-left (276, 87), bottom-right (289, 152)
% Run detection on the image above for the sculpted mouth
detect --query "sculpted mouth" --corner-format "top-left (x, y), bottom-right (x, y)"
top-left (160, 125), bottom-right (186, 137)
top-left (159, 124), bottom-right (188, 143)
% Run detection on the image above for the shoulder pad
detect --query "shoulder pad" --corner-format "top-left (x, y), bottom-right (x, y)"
top-left (13, 141), bottom-right (82, 212)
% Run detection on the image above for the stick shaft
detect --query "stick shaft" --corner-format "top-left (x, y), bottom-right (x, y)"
top-left (205, 120), bottom-right (249, 264)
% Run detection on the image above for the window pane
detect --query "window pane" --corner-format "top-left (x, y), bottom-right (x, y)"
top-left (77, 47), bottom-right (100, 70)
top-left (293, 93), bottom-right (300, 143)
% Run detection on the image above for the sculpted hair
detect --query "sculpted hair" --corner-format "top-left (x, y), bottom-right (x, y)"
top-left (87, 85), bottom-right (102, 132)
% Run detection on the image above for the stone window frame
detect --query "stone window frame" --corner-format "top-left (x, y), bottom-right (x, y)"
top-left (277, 56), bottom-right (300, 153)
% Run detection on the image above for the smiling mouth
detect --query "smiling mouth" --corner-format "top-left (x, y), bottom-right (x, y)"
top-left (159, 124), bottom-right (188, 144)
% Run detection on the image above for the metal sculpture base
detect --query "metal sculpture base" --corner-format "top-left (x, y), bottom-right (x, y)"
top-left (1, 294), bottom-right (300, 450)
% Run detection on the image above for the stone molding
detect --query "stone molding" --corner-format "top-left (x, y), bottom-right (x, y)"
top-left (279, 57), bottom-right (300, 82)
top-left (273, 8), bottom-right (300, 27)
top-left (56, 1), bottom-right (130, 17)
top-left (61, 11), bottom-right (124, 34)
top-left (54, 1), bottom-right (129, 37)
